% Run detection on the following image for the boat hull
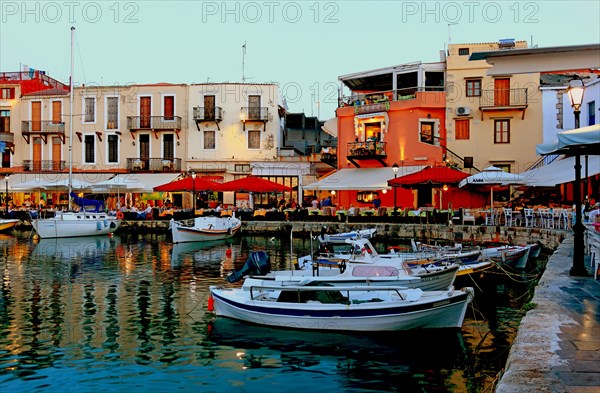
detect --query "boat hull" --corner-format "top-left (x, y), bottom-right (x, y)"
top-left (32, 213), bottom-right (121, 238)
top-left (171, 216), bottom-right (242, 243)
top-left (210, 286), bottom-right (473, 331)
top-left (0, 219), bottom-right (19, 232)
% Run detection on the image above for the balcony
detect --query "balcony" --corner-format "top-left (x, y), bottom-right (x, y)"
top-left (241, 107), bottom-right (269, 131)
top-left (23, 160), bottom-right (66, 172)
top-left (21, 120), bottom-right (65, 143)
top-left (126, 116), bottom-right (182, 139)
top-left (193, 106), bottom-right (223, 130)
top-left (479, 88), bottom-right (528, 119)
top-left (320, 146), bottom-right (337, 168)
top-left (347, 141), bottom-right (387, 168)
top-left (338, 86), bottom-right (445, 112)
top-left (126, 158), bottom-right (182, 172)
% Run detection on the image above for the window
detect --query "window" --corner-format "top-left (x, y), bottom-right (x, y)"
top-left (0, 110), bottom-right (9, 133)
top-left (458, 48), bottom-right (470, 56)
top-left (204, 130), bottom-right (215, 149)
top-left (420, 121), bottom-right (435, 145)
top-left (204, 95), bottom-right (216, 120)
top-left (248, 130), bottom-right (260, 149)
top-left (52, 101), bottom-right (62, 124)
top-left (84, 97), bottom-right (95, 122)
top-left (106, 97), bottom-right (118, 129)
top-left (1, 88), bottom-right (15, 99)
top-left (163, 134), bottom-right (174, 159)
top-left (588, 101), bottom-right (596, 126)
top-left (356, 191), bottom-right (378, 203)
top-left (84, 135), bottom-right (95, 163)
top-left (494, 119), bottom-right (510, 143)
top-left (455, 119), bottom-right (470, 140)
top-left (108, 134), bottom-right (118, 163)
top-left (164, 95), bottom-right (174, 120)
top-left (466, 79), bottom-right (481, 97)
top-left (234, 164), bottom-right (251, 173)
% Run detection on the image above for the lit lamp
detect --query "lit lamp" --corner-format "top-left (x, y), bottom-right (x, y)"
top-left (567, 78), bottom-right (587, 276)
top-left (191, 171), bottom-right (197, 215)
top-left (330, 190), bottom-right (336, 196)
top-left (392, 163), bottom-right (399, 213)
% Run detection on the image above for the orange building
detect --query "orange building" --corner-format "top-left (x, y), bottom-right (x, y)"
top-left (307, 61), bottom-right (462, 210)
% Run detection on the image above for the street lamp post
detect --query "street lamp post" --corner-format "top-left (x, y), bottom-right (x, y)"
top-left (4, 174), bottom-right (9, 216)
top-left (191, 171), bottom-right (197, 216)
top-left (392, 163), bottom-right (399, 214)
top-left (567, 78), bottom-right (587, 276)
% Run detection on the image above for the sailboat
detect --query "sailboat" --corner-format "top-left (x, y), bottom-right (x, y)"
top-left (31, 27), bottom-right (122, 239)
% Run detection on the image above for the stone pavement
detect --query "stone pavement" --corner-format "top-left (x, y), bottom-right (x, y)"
top-left (496, 236), bottom-right (600, 393)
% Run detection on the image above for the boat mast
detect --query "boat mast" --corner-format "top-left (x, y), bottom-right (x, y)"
top-left (68, 26), bottom-right (74, 211)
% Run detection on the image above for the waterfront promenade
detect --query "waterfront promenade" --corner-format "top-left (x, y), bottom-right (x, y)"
top-left (496, 235), bottom-right (600, 392)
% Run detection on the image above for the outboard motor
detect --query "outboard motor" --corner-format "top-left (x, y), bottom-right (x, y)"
top-left (226, 251), bottom-right (271, 283)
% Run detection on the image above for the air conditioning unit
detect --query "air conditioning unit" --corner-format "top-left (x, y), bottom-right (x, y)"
top-left (456, 106), bottom-right (471, 116)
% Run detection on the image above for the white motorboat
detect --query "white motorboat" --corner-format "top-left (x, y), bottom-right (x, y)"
top-left (317, 227), bottom-right (376, 243)
top-left (32, 211), bottom-right (121, 239)
top-left (232, 240), bottom-right (460, 291)
top-left (481, 245), bottom-right (531, 269)
top-left (170, 215), bottom-right (242, 243)
top-left (30, 28), bottom-right (122, 239)
top-left (0, 218), bottom-right (19, 232)
top-left (209, 283), bottom-right (474, 332)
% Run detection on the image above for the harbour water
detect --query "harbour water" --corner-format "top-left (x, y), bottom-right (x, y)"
top-left (0, 232), bottom-right (543, 392)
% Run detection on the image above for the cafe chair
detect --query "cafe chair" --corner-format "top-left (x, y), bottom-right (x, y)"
top-left (523, 208), bottom-right (535, 227)
top-left (503, 208), bottom-right (515, 227)
top-left (462, 209), bottom-right (476, 225)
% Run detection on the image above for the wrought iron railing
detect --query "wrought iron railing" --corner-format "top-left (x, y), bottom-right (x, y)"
top-left (241, 107), bottom-right (269, 121)
top-left (23, 160), bottom-right (66, 171)
top-left (347, 141), bottom-right (387, 157)
top-left (339, 86), bottom-right (445, 108)
top-left (193, 106), bottom-right (223, 121)
top-left (126, 158), bottom-right (182, 172)
top-left (21, 120), bottom-right (65, 134)
top-left (127, 116), bottom-right (182, 129)
top-left (480, 88), bottom-right (528, 107)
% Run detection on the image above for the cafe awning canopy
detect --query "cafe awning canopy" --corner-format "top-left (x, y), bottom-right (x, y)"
top-left (388, 166), bottom-right (469, 187)
top-left (219, 176), bottom-right (291, 193)
top-left (154, 176), bottom-right (225, 192)
top-left (520, 155), bottom-right (600, 187)
top-left (304, 166), bottom-right (424, 191)
top-left (536, 124), bottom-right (600, 156)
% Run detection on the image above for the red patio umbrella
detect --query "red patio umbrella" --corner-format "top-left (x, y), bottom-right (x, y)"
top-left (219, 176), bottom-right (292, 193)
top-left (388, 166), bottom-right (469, 187)
top-left (153, 176), bottom-right (225, 192)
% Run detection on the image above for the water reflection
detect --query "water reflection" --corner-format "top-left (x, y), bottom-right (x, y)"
top-left (0, 233), bottom-right (540, 392)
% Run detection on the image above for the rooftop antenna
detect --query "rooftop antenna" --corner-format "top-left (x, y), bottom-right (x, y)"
top-left (448, 22), bottom-right (457, 47)
top-left (241, 41), bottom-right (254, 82)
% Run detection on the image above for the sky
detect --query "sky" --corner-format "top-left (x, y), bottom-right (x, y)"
top-left (1, 1), bottom-right (599, 118)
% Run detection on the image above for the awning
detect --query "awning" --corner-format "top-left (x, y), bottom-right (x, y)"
top-left (321, 118), bottom-right (337, 137)
top-left (303, 166), bottom-right (424, 191)
top-left (536, 124), bottom-right (600, 156)
top-left (520, 155), bottom-right (600, 187)
top-left (119, 173), bottom-right (181, 193)
top-left (8, 173), bottom-right (114, 191)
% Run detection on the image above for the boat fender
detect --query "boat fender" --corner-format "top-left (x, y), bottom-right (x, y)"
top-left (339, 260), bottom-right (346, 274)
top-left (104, 219), bottom-right (108, 227)
top-left (207, 295), bottom-right (214, 312)
top-left (96, 221), bottom-right (102, 231)
top-left (116, 211), bottom-right (124, 220)
top-left (227, 227), bottom-right (232, 236)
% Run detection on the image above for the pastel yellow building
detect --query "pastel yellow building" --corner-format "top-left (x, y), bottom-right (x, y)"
top-left (445, 41), bottom-right (543, 174)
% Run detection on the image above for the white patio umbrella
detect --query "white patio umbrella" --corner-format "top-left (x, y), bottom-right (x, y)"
top-left (458, 166), bottom-right (525, 207)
